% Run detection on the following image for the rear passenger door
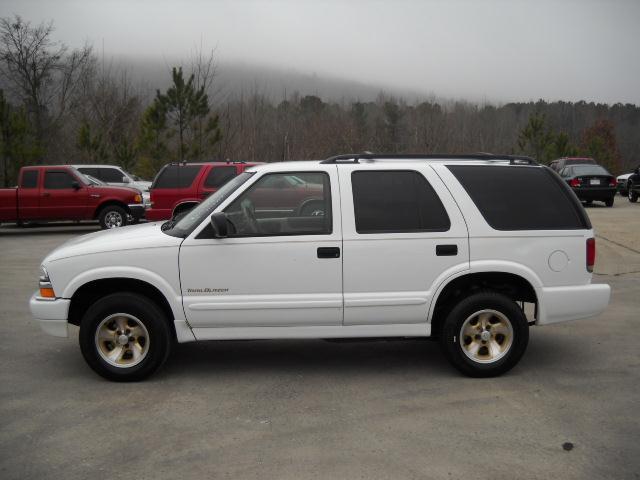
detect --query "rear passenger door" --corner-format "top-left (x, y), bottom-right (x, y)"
top-left (338, 166), bottom-right (469, 326)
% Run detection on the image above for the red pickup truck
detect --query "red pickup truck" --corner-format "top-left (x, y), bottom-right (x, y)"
top-left (0, 166), bottom-right (145, 229)
top-left (146, 161), bottom-right (262, 221)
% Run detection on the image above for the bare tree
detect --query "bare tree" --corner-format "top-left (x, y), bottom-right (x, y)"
top-left (0, 15), bottom-right (92, 156)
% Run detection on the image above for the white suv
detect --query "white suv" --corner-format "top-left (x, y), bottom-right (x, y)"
top-left (30, 154), bottom-right (611, 381)
top-left (72, 164), bottom-right (151, 205)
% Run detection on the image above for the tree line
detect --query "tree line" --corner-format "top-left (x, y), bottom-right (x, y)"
top-left (1, 15), bottom-right (638, 186)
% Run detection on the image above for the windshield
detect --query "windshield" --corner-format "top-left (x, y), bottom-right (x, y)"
top-left (568, 165), bottom-right (610, 176)
top-left (85, 174), bottom-right (105, 185)
top-left (163, 171), bottom-right (255, 237)
top-left (70, 167), bottom-right (92, 185)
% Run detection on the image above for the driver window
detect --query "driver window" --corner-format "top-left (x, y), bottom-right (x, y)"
top-left (224, 172), bottom-right (332, 236)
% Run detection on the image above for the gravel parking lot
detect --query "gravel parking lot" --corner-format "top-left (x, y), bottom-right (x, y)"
top-left (1, 200), bottom-right (639, 480)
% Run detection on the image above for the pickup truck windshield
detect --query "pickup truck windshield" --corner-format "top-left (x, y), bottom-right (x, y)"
top-left (163, 171), bottom-right (255, 237)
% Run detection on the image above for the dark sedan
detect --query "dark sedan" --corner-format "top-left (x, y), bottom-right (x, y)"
top-left (559, 164), bottom-right (617, 207)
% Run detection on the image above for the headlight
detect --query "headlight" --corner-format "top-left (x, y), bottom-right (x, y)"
top-left (38, 265), bottom-right (56, 298)
top-left (39, 265), bottom-right (50, 282)
top-left (134, 194), bottom-right (142, 203)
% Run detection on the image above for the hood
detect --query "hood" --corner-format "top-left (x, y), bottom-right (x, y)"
top-left (89, 184), bottom-right (141, 195)
top-left (616, 173), bottom-right (632, 181)
top-left (44, 222), bottom-right (182, 263)
top-left (132, 180), bottom-right (152, 191)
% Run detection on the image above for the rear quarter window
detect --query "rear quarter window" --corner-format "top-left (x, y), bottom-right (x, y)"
top-left (447, 165), bottom-right (589, 230)
top-left (153, 165), bottom-right (202, 189)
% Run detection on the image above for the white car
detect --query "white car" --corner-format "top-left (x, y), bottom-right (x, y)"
top-left (30, 154), bottom-right (611, 381)
top-left (72, 164), bottom-right (151, 206)
top-left (616, 172), bottom-right (632, 196)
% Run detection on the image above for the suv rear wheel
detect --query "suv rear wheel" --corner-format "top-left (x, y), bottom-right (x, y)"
top-left (440, 291), bottom-right (529, 377)
top-left (79, 293), bottom-right (172, 381)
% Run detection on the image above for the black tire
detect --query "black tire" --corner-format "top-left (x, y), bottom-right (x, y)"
top-left (605, 197), bottom-right (614, 207)
top-left (79, 293), bottom-right (172, 381)
top-left (440, 291), bottom-right (529, 377)
top-left (98, 204), bottom-right (129, 229)
top-left (629, 186), bottom-right (638, 203)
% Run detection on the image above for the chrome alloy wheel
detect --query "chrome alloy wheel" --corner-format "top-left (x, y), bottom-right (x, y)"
top-left (104, 210), bottom-right (123, 228)
top-left (459, 309), bottom-right (514, 364)
top-left (95, 313), bottom-right (150, 368)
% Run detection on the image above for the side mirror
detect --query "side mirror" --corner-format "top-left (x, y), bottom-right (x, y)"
top-left (634, 168), bottom-right (640, 175)
top-left (210, 212), bottom-right (228, 238)
top-left (122, 176), bottom-right (131, 183)
top-left (71, 181), bottom-right (81, 190)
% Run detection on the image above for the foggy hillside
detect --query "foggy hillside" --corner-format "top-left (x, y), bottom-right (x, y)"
top-left (115, 56), bottom-right (434, 104)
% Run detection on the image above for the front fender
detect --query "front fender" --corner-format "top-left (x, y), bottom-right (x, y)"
top-left (61, 266), bottom-right (185, 322)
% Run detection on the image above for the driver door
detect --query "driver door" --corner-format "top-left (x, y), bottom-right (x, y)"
top-left (179, 167), bottom-right (343, 334)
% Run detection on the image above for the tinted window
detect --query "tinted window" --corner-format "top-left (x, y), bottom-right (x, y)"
top-left (20, 170), bottom-right (38, 188)
top-left (44, 171), bottom-right (76, 189)
top-left (566, 158), bottom-right (595, 165)
top-left (224, 172), bottom-right (332, 236)
top-left (352, 170), bottom-right (450, 233)
top-left (98, 168), bottom-right (125, 183)
top-left (448, 165), bottom-right (588, 230)
top-left (77, 167), bottom-right (98, 178)
top-left (153, 165), bottom-right (201, 188)
top-left (204, 166), bottom-right (237, 188)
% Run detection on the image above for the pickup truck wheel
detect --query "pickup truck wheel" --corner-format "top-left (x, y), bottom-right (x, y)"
top-left (79, 293), bottom-right (171, 381)
top-left (440, 291), bottom-right (529, 377)
top-left (99, 205), bottom-right (128, 229)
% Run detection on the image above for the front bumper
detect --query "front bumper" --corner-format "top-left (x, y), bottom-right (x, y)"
top-left (537, 283), bottom-right (610, 325)
top-left (29, 293), bottom-right (70, 337)
top-left (128, 204), bottom-right (146, 221)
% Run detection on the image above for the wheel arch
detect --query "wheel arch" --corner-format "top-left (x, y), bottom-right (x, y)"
top-left (172, 200), bottom-right (200, 218)
top-left (67, 277), bottom-right (180, 340)
top-left (429, 270), bottom-right (539, 337)
top-left (93, 200), bottom-right (130, 219)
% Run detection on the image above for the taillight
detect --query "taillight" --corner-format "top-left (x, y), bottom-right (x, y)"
top-left (609, 178), bottom-right (616, 187)
top-left (586, 238), bottom-right (595, 272)
top-left (570, 178), bottom-right (581, 187)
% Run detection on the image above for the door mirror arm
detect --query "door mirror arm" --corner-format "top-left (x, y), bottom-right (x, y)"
top-left (210, 212), bottom-right (228, 238)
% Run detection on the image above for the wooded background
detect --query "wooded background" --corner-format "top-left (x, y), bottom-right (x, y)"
top-left (1, 15), bottom-right (637, 186)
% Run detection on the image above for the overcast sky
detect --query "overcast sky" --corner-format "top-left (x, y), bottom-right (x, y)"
top-left (2, 0), bottom-right (639, 104)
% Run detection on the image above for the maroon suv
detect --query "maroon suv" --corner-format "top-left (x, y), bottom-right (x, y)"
top-left (146, 162), bottom-right (262, 221)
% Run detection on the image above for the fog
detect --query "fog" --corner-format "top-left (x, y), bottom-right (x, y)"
top-left (2, 0), bottom-right (639, 104)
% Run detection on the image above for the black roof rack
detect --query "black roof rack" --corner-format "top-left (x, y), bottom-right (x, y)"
top-left (321, 153), bottom-right (537, 165)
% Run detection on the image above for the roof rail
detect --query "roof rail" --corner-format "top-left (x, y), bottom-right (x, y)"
top-left (321, 153), bottom-right (537, 165)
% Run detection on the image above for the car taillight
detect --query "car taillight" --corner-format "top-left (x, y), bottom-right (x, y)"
top-left (586, 238), bottom-right (595, 273)
top-left (570, 178), bottom-right (581, 187)
top-left (609, 178), bottom-right (616, 187)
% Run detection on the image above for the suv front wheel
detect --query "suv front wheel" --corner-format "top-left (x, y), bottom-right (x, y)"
top-left (629, 183), bottom-right (638, 203)
top-left (440, 291), bottom-right (529, 377)
top-left (79, 293), bottom-right (172, 381)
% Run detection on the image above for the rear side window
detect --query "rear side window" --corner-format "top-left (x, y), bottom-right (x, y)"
top-left (448, 165), bottom-right (588, 230)
top-left (77, 167), bottom-right (98, 178)
top-left (153, 165), bottom-right (201, 188)
top-left (352, 170), bottom-right (450, 233)
top-left (204, 166), bottom-right (237, 188)
top-left (44, 171), bottom-right (76, 189)
top-left (20, 170), bottom-right (38, 188)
